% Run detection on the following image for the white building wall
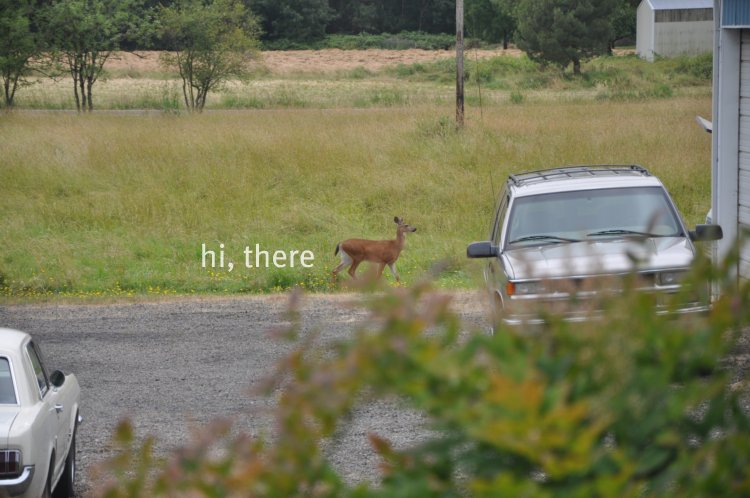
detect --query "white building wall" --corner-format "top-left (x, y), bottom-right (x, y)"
top-left (654, 20), bottom-right (714, 56)
top-left (739, 29), bottom-right (750, 277)
top-left (637, 1), bottom-right (656, 61)
top-left (712, 26), bottom-right (740, 264)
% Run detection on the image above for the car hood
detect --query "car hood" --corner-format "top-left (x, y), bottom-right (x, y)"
top-left (0, 408), bottom-right (19, 446)
top-left (502, 237), bottom-right (695, 280)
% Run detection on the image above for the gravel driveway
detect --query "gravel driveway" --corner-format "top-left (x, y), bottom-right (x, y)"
top-left (0, 292), bottom-right (489, 496)
top-left (1, 292), bottom-right (747, 497)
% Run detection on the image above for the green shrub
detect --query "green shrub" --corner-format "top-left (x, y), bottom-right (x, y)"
top-left (96, 249), bottom-right (750, 497)
top-left (666, 53), bottom-right (713, 81)
top-left (416, 115), bottom-right (455, 138)
top-left (159, 82), bottom-right (181, 112)
top-left (347, 66), bottom-right (372, 80)
top-left (354, 88), bottom-right (407, 107)
top-left (652, 82), bottom-right (674, 98)
top-left (509, 90), bottom-right (524, 104)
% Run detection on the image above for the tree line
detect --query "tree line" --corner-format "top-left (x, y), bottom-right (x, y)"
top-left (1, 0), bottom-right (639, 112)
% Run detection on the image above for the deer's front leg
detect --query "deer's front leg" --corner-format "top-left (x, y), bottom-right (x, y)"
top-left (388, 263), bottom-right (400, 283)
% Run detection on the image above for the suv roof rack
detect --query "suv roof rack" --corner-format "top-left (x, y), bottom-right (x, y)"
top-left (508, 164), bottom-right (650, 187)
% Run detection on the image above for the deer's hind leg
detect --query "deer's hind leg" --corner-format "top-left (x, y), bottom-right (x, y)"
top-left (348, 260), bottom-right (362, 279)
top-left (333, 250), bottom-right (353, 281)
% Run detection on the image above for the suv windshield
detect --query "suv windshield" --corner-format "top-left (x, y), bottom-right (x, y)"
top-left (506, 186), bottom-right (682, 247)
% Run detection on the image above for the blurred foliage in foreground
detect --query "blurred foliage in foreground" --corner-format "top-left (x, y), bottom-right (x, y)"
top-left (95, 249), bottom-right (750, 497)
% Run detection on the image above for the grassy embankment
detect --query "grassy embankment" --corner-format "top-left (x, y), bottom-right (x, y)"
top-left (1, 95), bottom-right (712, 299)
top-left (10, 51), bottom-right (712, 110)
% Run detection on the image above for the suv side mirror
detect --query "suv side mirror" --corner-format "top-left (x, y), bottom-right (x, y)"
top-left (467, 241), bottom-right (498, 258)
top-left (690, 224), bottom-right (723, 242)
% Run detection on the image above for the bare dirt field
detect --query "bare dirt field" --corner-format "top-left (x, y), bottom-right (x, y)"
top-left (106, 48), bottom-right (522, 75)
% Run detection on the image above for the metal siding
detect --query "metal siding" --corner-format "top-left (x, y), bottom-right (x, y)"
top-left (723, 0), bottom-right (750, 27)
top-left (739, 116), bottom-right (750, 151)
top-left (742, 37), bottom-right (750, 93)
top-left (740, 204), bottom-right (750, 225)
top-left (740, 240), bottom-right (750, 268)
top-left (741, 29), bottom-right (750, 279)
top-left (740, 258), bottom-right (750, 279)
top-left (649, 0), bottom-right (712, 9)
top-left (637, 1), bottom-right (656, 60)
top-left (655, 8), bottom-right (713, 22)
top-left (739, 168), bottom-right (750, 208)
top-left (653, 20), bottom-right (714, 56)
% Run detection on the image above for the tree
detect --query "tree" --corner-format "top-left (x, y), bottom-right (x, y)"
top-left (248, 0), bottom-right (333, 44)
top-left (45, 0), bottom-right (145, 112)
top-left (466, 0), bottom-right (516, 48)
top-left (159, 0), bottom-right (260, 112)
top-left (515, 0), bottom-right (618, 75)
top-left (0, 0), bottom-right (43, 108)
top-left (306, 0), bottom-right (457, 38)
top-left (609, 0), bottom-right (638, 51)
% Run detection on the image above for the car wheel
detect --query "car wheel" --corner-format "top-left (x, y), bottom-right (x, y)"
top-left (41, 457), bottom-right (53, 498)
top-left (489, 291), bottom-right (503, 335)
top-left (52, 431), bottom-right (76, 498)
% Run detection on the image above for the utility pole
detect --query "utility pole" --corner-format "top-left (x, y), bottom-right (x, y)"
top-left (456, 0), bottom-right (464, 128)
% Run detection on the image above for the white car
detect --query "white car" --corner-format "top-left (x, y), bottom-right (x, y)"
top-left (0, 328), bottom-right (81, 498)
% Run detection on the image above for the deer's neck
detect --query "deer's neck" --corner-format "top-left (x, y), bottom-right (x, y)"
top-left (395, 229), bottom-right (406, 248)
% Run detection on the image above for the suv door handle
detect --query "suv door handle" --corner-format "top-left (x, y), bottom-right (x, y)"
top-left (55, 404), bottom-right (64, 413)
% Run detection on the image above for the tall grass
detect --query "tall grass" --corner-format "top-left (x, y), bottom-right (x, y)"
top-left (7, 53), bottom-right (712, 111)
top-left (0, 97), bottom-right (712, 297)
top-left (392, 53), bottom-right (713, 98)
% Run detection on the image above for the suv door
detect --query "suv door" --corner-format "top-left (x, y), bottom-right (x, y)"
top-left (487, 188), bottom-right (510, 308)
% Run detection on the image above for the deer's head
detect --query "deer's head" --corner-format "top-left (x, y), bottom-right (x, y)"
top-left (394, 216), bottom-right (417, 234)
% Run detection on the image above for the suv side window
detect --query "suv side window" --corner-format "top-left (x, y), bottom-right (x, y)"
top-left (491, 189), bottom-right (510, 245)
top-left (26, 342), bottom-right (49, 399)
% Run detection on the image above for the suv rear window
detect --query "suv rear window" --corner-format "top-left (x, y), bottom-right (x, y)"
top-left (0, 358), bottom-right (16, 404)
top-left (506, 186), bottom-right (682, 247)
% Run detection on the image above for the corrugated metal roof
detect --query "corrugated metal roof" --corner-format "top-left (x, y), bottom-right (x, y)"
top-left (645, 0), bottom-right (713, 10)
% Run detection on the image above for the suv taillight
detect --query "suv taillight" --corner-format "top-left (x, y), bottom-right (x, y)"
top-left (0, 450), bottom-right (21, 477)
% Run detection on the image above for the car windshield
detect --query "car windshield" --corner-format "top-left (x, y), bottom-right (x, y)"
top-left (0, 358), bottom-right (16, 404)
top-left (506, 186), bottom-right (683, 247)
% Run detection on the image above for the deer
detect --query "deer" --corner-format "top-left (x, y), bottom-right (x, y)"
top-left (333, 217), bottom-right (417, 283)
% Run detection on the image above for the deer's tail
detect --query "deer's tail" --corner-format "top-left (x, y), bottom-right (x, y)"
top-left (335, 242), bottom-right (340, 256)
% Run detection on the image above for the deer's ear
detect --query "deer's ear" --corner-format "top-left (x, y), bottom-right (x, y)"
top-left (394, 216), bottom-right (401, 224)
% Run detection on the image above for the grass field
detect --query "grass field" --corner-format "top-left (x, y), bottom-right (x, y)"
top-left (8, 50), bottom-right (712, 111)
top-left (0, 95), bottom-right (712, 299)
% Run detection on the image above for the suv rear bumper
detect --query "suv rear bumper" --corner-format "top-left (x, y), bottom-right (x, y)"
top-left (499, 302), bottom-right (711, 327)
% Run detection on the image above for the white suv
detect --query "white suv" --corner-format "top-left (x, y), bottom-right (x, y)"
top-left (467, 165), bottom-right (723, 326)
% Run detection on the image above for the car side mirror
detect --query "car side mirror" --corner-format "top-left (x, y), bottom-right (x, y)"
top-left (690, 224), bottom-right (723, 242)
top-left (467, 241), bottom-right (498, 258)
top-left (50, 370), bottom-right (66, 388)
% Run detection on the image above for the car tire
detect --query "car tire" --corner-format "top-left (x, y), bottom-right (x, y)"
top-left (489, 291), bottom-right (503, 335)
top-left (41, 456), bottom-right (53, 498)
top-left (52, 430), bottom-right (76, 498)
